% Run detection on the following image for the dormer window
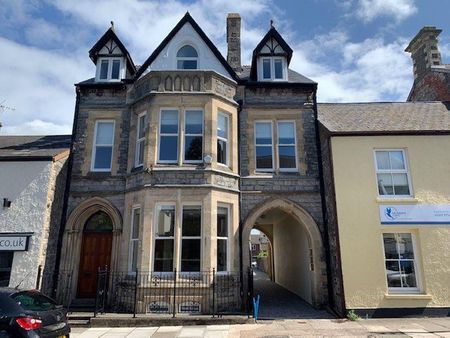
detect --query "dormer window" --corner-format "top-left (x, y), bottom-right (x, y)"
top-left (177, 45), bottom-right (198, 69)
top-left (259, 57), bottom-right (287, 81)
top-left (96, 57), bottom-right (123, 81)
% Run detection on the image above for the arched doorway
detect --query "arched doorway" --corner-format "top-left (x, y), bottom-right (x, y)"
top-left (243, 199), bottom-right (328, 311)
top-left (77, 211), bottom-right (113, 298)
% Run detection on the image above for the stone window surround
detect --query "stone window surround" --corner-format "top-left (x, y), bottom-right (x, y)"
top-left (128, 205), bottom-right (141, 273)
top-left (135, 112), bottom-right (147, 168)
top-left (216, 203), bottom-right (231, 273)
top-left (90, 119), bottom-right (115, 172)
top-left (217, 111), bottom-right (230, 167)
top-left (254, 119), bottom-right (298, 173)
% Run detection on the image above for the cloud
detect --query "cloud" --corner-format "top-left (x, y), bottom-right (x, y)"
top-left (354, 0), bottom-right (417, 23)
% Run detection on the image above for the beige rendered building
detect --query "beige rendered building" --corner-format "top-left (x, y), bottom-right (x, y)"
top-left (319, 102), bottom-right (450, 317)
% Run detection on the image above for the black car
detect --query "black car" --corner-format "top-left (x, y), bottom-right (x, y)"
top-left (0, 288), bottom-right (70, 338)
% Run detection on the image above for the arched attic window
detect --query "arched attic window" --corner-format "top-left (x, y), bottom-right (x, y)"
top-left (177, 45), bottom-right (198, 69)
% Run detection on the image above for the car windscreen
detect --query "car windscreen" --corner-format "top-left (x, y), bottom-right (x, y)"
top-left (12, 291), bottom-right (57, 311)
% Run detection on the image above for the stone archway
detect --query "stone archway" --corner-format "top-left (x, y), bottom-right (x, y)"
top-left (59, 197), bottom-right (122, 300)
top-left (242, 198), bottom-right (327, 308)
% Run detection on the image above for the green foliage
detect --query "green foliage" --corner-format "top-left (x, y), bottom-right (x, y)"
top-left (347, 309), bottom-right (360, 321)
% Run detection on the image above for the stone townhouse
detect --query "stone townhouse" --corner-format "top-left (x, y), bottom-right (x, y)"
top-left (59, 12), bottom-right (333, 314)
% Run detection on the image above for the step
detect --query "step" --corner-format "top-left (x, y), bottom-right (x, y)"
top-left (68, 319), bottom-right (90, 327)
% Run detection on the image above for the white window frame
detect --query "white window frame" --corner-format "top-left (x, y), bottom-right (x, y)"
top-left (152, 203), bottom-right (176, 274)
top-left (374, 149), bottom-right (413, 198)
top-left (254, 121), bottom-right (274, 172)
top-left (183, 109), bottom-right (204, 164)
top-left (135, 112), bottom-right (146, 168)
top-left (158, 109), bottom-right (179, 164)
top-left (95, 57), bottom-right (123, 82)
top-left (216, 204), bottom-right (230, 273)
top-left (180, 203), bottom-right (202, 273)
top-left (217, 112), bottom-right (230, 167)
top-left (128, 206), bottom-right (141, 273)
top-left (277, 120), bottom-right (297, 172)
top-left (91, 120), bottom-right (115, 172)
top-left (176, 45), bottom-right (199, 70)
top-left (259, 57), bottom-right (287, 81)
top-left (381, 232), bottom-right (421, 294)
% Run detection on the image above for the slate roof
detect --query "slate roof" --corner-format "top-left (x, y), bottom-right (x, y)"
top-left (237, 65), bottom-right (316, 84)
top-left (0, 135), bottom-right (71, 160)
top-left (318, 101), bottom-right (450, 134)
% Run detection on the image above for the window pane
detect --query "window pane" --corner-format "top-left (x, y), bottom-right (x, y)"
top-left (217, 207), bottom-right (228, 237)
top-left (177, 60), bottom-right (197, 69)
top-left (154, 239), bottom-right (174, 272)
top-left (389, 151), bottom-right (405, 170)
top-left (131, 241), bottom-right (138, 272)
top-left (400, 260), bottom-right (417, 287)
top-left (185, 111), bottom-right (203, 134)
top-left (96, 122), bottom-right (114, 144)
top-left (385, 260), bottom-right (402, 287)
top-left (0, 252), bottom-right (13, 287)
top-left (181, 239), bottom-right (201, 271)
top-left (383, 233), bottom-right (398, 259)
top-left (278, 122), bottom-right (295, 144)
top-left (217, 239), bottom-right (227, 272)
top-left (377, 173), bottom-right (393, 195)
top-left (13, 292), bottom-right (57, 311)
top-left (94, 146), bottom-right (112, 169)
top-left (156, 207), bottom-right (175, 237)
top-left (263, 59), bottom-right (271, 78)
top-left (182, 207), bottom-right (201, 237)
top-left (161, 110), bottom-right (178, 134)
top-left (397, 233), bottom-right (414, 259)
top-left (376, 151), bottom-right (390, 170)
top-left (217, 139), bottom-right (227, 165)
top-left (255, 123), bottom-right (272, 145)
top-left (393, 173), bottom-right (410, 195)
top-left (185, 136), bottom-right (202, 161)
top-left (274, 59), bottom-right (283, 79)
top-left (100, 60), bottom-right (109, 79)
top-left (218, 114), bottom-right (228, 139)
top-left (256, 146), bottom-right (273, 169)
top-left (160, 136), bottom-right (178, 161)
top-left (177, 45), bottom-right (198, 57)
top-left (138, 115), bottom-right (146, 138)
top-left (137, 140), bottom-right (144, 165)
top-left (279, 146), bottom-right (296, 168)
top-left (111, 60), bottom-right (120, 79)
top-left (132, 209), bottom-right (140, 239)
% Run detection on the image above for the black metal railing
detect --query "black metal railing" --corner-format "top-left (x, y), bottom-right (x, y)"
top-left (94, 268), bottom-right (244, 317)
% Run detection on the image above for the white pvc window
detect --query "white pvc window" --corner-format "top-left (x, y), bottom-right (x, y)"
top-left (135, 113), bottom-right (146, 167)
top-left (92, 120), bottom-right (114, 172)
top-left (184, 110), bottom-right (203, 163)
top-left (96, 57), bottom-right (122, 81)
top-left (217, 112), bottom-right (229, 166)
top-left (217, 205), bottom-right (230, 272)
top-left (260, 57), bottom-right (286, 81)
top-left (177, 45), bottom-right (198, 70)
top-left (129, 207), bottom-right (141, 272)
top-left (375, 150), bottom-right (412, 197)
top-left (255, 121), bottom-right (274, 171)
top-left (277, 121), bottom-right (297, 170)
top-left (383, 233), bottom-right (419, 292)
top-left (158, 110), bottom-right (179, 163)
top-left (154, 205), bottom-right (175, 272)
top-left (181, 206), bottom-right (202, 272)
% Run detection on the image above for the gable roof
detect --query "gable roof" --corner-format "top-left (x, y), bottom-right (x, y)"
top-left (89, 27), bottom-right (136, 76)
top-left (0, 135), bottom-right (71, 161)
top-left (250, 26), bottom-right (294, 80)
top-left (318, 101), bottom-right (450, 135)
top-left (135, 12), bottom-right (239, 81)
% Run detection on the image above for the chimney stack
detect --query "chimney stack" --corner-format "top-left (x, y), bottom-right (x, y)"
top-left (227, 13), bottom-right (241, 71)
top-left (405, 26), bottom-right (442, 80)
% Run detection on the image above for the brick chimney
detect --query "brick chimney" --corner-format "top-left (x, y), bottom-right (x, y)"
top-left (405, 26), bottom-right (442, 80)
top-left (227, 13), bottom-right (241, 71)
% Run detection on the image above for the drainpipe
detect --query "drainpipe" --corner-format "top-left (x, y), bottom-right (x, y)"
top-left (52, 86), bottom-right (80, 297)
top-left (236, 96), bottom-right (244, 307)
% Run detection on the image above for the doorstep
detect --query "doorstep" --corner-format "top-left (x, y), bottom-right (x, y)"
top-left (89, 314), bottom-right (253, 327)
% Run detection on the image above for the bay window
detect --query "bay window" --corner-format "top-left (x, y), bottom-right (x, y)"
top-left (92, 120), bottom-right (114, 171)
top-left (154, 205), bottom-right (175, 272)
top-left (129, 207), bottom-right (140, 272)
top-left (184, 110), bottom-right (203, 162)
top-left (383, 233), bottom-right (419, 291)
top-left (217, 112), bottom-right (229, 166)
top-left (255, 121), bottom-right (274, 170)
top-left (375, 150), bottom-right (411, 197)
top-left (217, 205), bottom-right (229, 272)
top-left (159, 110), bottom-right (179, 163)
top-left (135, 113), bottom-right (146, 167)
top-left (181, 206), bottom-right (201, 272)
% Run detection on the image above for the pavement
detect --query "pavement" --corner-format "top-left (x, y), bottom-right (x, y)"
top-left (70, 317), bottom-right (450, 337)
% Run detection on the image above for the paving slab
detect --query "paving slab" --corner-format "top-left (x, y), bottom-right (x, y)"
top-left (125, 327), bottom-right (159, 337)
top-left (178, 326), bottom-right (206, 337)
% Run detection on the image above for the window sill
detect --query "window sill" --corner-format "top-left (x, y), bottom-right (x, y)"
top-left (377, 197), bottom-right (419, 204)
top-left (384, 293), bottom-right (432, 300)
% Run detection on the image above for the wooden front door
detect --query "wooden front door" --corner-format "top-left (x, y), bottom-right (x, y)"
top-left (77, 232), bottom-right (113, 298)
